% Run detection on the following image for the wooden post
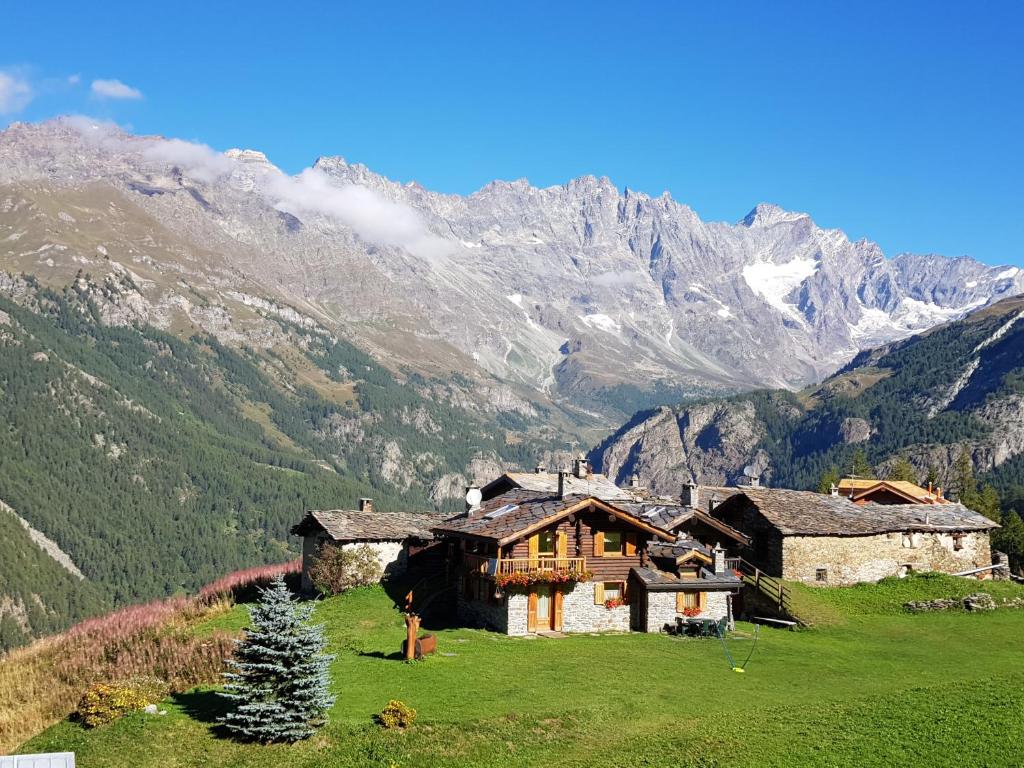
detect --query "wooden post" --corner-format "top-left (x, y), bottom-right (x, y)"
top-left (404, 613), bottom-right (421, 661)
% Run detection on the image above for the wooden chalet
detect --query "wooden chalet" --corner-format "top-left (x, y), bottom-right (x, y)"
top-left (431, 473), bottom-right (742, 635)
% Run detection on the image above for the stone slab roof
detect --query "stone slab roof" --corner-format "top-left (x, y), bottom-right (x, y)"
top-left (648, 540), bottom-right (712, 561)
top-left (721, 488), bottom-right (998, 536)
top-left (291, 509), bottom-right (442, 542)
top-left (432, 490), bottom-right (674, 546)
top-left (482, 471), bottom-right (636, 502)
top-left (631, 566), bottom-right (742, 592)
top-left (621, 502), bottom-right (750, 545)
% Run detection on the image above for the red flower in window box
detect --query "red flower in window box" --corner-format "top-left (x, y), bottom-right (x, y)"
top-left (681, 606), bottom-right (702, 618)
top-left (604, 597), bottom-right (627, 609)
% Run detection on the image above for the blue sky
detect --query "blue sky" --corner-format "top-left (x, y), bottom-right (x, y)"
top-left (2, 2), bottom-right (1022, 266)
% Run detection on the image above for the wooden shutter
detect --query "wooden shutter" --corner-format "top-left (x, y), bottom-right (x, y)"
top-left (624, 532), bottom-right (637, 556)
top-left (594, 582), bottom-right (605, 605)
top-left (556, 530), bottom-right (568, 559)
top-left (594, 531), bottom-right (605, 557)
top-left (527, 590), bottom-right (538, 632)
top-left (699, 591), bottom-right (707, 612)
top-left (676, 592), bottom-right (685, 612)
top-left (528, 534), bottom-right (539, 565)
top-left (553, 589), bottom-right (564, 631)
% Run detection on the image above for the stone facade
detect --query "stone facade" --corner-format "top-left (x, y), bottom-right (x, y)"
top-left (561, 581), bottom-right (631, 633)
top-left (301, 534), bottom-right (410, 593)
top-left (782, 530), bottom-right (992, 586)
top-left (643, 590), bottom-right (731, 633)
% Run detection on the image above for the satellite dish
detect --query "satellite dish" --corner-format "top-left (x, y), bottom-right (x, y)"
top-left (743, 464), bottom-right (757, 478)
top-left (465, 487), bottom-right (483, 507)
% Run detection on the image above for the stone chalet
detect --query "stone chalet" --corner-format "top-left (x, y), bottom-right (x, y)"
top-left (709, 486), bottom-right (999, 586)
top-left (432, 475), bottom-right (743, 635)
top-left (290, 498), bottom-right (442, 593)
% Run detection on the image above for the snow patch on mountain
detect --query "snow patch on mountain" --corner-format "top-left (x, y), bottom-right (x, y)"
top-left (742, 256), bottom-right (818, 320)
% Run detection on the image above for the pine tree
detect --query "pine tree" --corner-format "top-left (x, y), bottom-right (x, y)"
top-left (954, 447), bottom-right (978, 505)
top-left (817, 465), bottom-right (840, 495)
top-left (887, 456), bottom-right (918, 484)
top-left (851, 449), bottom-right (873, 479)
top-left (925, 465), bottom-right (939, 488)
top-left (220, 576), bottom-right (335, 742)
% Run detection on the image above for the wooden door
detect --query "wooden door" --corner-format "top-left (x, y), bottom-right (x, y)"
top-left (529, 586), bottom-right (557, 632)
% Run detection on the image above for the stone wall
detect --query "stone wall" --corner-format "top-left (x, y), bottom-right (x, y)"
top-left (455, 574), bottom-right (515, 634)
top-left (782, 530), bottom-right (992, 586)
top-left (642, 590), bottom-right (732, 633)
top-left (301, 535), bottom-right (409, 593)
top-left (646, 591), bottom-right (678, 633)
top-left (562, 581), bottom-right (631, 633)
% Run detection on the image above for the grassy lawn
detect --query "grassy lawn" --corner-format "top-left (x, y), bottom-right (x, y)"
top-left (21, 579), bottom-right (1024, 767)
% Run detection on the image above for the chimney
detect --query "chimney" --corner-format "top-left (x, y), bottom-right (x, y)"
top-left (708, 493), bottom-right (720, 514)
top-left (535, 460), bottom-right (547, 474)
top-left (748, 473), bottom-right (760, 489)
top-left (829, 483), bottom-right (839, 498)
top-left (558, 470), bottom-right (570, 499)
top-left (573, 455), bottom-right (589, 479)
top-left (936, 486), bottom-right (943, 501)
top-left (681, 481), bottom-right (699, 509)
top-left (630, 474), bottom-right (640, 489)
top-left (713, 542), bottom-right (726, 575)
top-left (358, 497), bottom-right (373, 513)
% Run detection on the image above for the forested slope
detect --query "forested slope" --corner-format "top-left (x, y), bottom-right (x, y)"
top-left (0, 277), bottom-right (553, 650)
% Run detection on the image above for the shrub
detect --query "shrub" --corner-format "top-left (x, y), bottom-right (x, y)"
top-left (310, 544), bottom-right (383, 596)
top-left (76, 682), bottom-right (150, 728)
top-left (377, 699), bottom-right (417, 730)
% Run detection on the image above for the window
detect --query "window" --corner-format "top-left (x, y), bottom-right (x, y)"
top-left (593, 581), bottom-right (626, 605)
top-left (953, 534), bottom-right (964, 552)
top-left (603, 531), bottom-right (623, 556)
top-left (537, 530), bottom-right (555, 556)
top-left (595, 530), bottom-right (637, 558)
top-left (902, 533), bottom-right (917, 549)
top-left (676, 591), bottom-right (706, 612)
top-left (815, 568), bottom-right (828, 582)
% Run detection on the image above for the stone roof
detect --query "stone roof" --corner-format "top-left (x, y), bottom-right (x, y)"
top-left (481, 471), bottom-right (636, 502)
top-left (432, 490), bottom-right (675, 546)
top-left (721, 487), bottom-right (998, 536)
top-left (620, 502), bottom-right (750, 545)
top-left (648, 539), bottom-right (712, 561)
top-left (291, 509), bottom-right (442, 542)
top-left (631, 566), bottom-right (742, 592)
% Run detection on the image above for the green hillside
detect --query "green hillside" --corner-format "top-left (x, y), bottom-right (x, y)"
top-left (0, 278), bottom-right (554, 650)
top-left (21, 580), bottom-right (1024, 767)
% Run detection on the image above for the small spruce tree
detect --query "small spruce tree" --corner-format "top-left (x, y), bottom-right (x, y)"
top-left (220, 575), bottom-right (335, 742)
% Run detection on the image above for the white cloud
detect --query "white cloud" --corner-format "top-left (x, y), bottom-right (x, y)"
top-left (141, 138), bottom-right (235, 183)
top-left (67, 74), bottom-right (81, 86)
top-left (91, 78), bottom-right (143, 100)
top-left (61, 117), bottom-right (451, 262)
top-left (262, 167), bottom-right (453, 262)
top-left (0, 71), bottom-right (33, 114)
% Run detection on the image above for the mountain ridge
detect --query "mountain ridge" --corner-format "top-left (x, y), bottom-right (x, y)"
top-left (3, 117), bottom-right (1022, 425)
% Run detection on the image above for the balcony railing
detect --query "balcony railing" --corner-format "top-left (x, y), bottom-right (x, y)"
top-left (463, 553), bottom-right (587, 578)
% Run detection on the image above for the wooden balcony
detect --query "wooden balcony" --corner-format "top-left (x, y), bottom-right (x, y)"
top-left (463, 553), bottom-right (587, 578)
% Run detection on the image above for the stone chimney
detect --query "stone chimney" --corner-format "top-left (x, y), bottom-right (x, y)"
top-left (535, 460), bottom-right (547, 474)
top-left (829, 483), bottom-right (839, 498)
top-left (681, 481), bottom-right (699, 509)
top-left (708, 492), bottom-right (721, 514)
top-left (747, 473), bottom-right (760, 488)
top-left (713, 542), bottom-right (727, 575)
top-left (558, 470), bottom-right (570, 499)
top-left (630, 474), bottom-right (640, 489)
top-left (573, 455), bottom-right (589, 479)
top-left (358, 497), bottom-right (373, 513)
